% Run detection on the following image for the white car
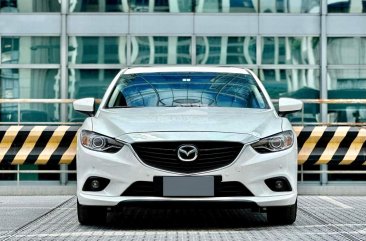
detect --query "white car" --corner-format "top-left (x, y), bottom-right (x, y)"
top-left (74, 66), bottom-right (302, 225)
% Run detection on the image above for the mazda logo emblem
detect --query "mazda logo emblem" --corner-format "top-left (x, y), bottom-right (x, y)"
top-left (177, 145), bottom-right (198, 162)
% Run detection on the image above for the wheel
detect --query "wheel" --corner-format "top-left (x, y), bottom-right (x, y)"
top-left (267, 201), bottom-right (297, 225)
top-left (77, 200), bottom-right (107, 225)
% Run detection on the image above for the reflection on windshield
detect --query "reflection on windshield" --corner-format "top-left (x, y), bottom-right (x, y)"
top-left (107, 72), bottom-right (269, 109)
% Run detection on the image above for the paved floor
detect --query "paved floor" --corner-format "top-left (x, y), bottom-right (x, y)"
top-left (1, 196), bottom-right (366, 241)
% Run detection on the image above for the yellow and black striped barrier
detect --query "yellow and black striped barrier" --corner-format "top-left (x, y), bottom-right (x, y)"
top-left (0, 126), bottom-right (78, 166)
top-left (0, 125), bottom-right (365, 166)
top-left (294, 126), bottom-right (366, 166)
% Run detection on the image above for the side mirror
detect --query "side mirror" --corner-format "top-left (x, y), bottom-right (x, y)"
top-left (278, 98), bottom-right (303, 117)
top-left (73, 98), bottom-right (95, 117)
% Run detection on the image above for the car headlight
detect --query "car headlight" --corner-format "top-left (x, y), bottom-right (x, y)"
top-left (251, 130), bottom-right (294, 153)
top-left (80, 130), bottom-right (124, 153)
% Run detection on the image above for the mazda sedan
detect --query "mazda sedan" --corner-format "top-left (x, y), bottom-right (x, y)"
top-left (74, 67), bottom-right (302, 225)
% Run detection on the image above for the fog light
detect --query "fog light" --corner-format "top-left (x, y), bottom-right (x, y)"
top-left (82, 176), bottom-right (110, 192)
top-left (265, 177), bottom-right (292, 192)
top-left (91, 180), bottom-right (100, 189)
top-left (274, 180), bottom-right (285, 191)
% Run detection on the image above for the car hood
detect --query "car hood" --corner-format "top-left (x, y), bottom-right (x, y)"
top-left (91, 107), bottom-right (283, 143)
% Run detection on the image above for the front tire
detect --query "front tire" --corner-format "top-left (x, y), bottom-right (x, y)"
top-left (267, 201), bottom-right (297, 225)
top-left (77, 201), bottom-right (107, 225)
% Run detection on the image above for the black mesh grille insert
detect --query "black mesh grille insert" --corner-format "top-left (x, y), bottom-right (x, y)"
top-left (132, 141), bottom-right (244, 173)
top-left (122, 181), bottom-right (253, 197)
top-left (122, 181), bottom-right (156, 196)
top-left (215, 181), bottom-right (254, 197)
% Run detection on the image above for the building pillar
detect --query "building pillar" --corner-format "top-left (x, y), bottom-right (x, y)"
top-left (320, 0), bottom-right (328, 186)
top-left (60, 0), bottom-right (69, 185)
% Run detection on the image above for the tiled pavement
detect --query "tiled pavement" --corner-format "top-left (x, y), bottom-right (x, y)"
top-left (1, 196), bottom-right (366, 241)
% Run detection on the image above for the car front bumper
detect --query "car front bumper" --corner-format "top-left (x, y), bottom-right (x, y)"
top-left (77, 138), bottom-right (298, 208)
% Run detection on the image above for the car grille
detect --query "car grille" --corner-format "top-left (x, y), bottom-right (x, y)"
top-left (122, 181), bottom-right (254, 197)
top-left (131, 141), bottom-right (244, 173)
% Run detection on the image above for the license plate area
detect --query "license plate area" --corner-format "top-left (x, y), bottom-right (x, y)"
top-left (162, 176), bottom-right (215, 197)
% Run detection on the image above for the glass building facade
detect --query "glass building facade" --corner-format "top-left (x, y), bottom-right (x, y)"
top-left (0, 0), bottom-right (365, 184)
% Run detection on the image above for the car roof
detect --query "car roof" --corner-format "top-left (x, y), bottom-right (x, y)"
top-left (123, 66), bottom-right (251, 75)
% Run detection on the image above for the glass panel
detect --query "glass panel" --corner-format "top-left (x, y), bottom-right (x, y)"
top-left (19, 164), bottom-right (60, 181)
top-left (0, 165), bottom-right (16, 181)
top-left (195, 0), bottom-right (258, 12)
top-left (32, 164), bottom-right (60, 181)
top-left (68, 69), bottom-right (118, 99)
top-left (131, 36), bottom-right (192, 65)
top-left (299, 165), bottom-right (321, 182)
top-left (0, 103), bottom-right (60, 123)
top-left (196, 36), bottom-right (256, 65)
top-left (130, 0), bottom-right (168, 12)
top-left (0, 0), bottom-right (60, 12)
top-left (0, 103), bottom-right (18, 122)
top-left (130, 0), bottom-right (193, 12)
top-left (0, 69), bottom-right (58, 98)
top-left (328, 166), bottom-right (366, 181)
top-left (69, 0), bottom-right (129, 12)
top-left (328, 69), bottom-right (366, 123)
top-left (68, 0), bottom-right (260, 12)
top-left (259, 68), bottom-right (320, 123)
top-left (1, 37), bottom-right (60, 64)
top-left (328, 37), bottom-right (366, 65)
top-left (0, 69), bottom-right (60, 122)
top-left (68, 160), bottom-right (76, 181)
top-left (260, 0), bottom-right (320, 13)
top-left (19, 103), bottom-right (59, 122)
top-left (68, 69), bottom-right (120, 121)
top-left (328, 0), bottom-right (366, 13)
top-left (68, 37), bottom-right (127, 64)
top-left (262, 37), bottom-right (320, 65)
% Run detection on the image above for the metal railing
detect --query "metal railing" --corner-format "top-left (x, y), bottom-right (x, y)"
top-left (0, 98), bottom-right (365, 185)
top-left (0, 98), bottom-right (102, 125)
top-left (1, 98), bottom-right (365, 125)
top-left (298, 168), bottom-right (366, 184)
top-left (0, 169), bottom-right (77, 186)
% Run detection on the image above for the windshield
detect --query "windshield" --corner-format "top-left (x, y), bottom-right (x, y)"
top-left (106, 72), bottom-right (269, 109)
